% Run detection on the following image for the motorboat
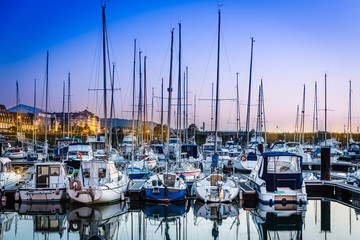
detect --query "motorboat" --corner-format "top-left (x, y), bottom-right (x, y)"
top-left (19, 162), bottom-right (68, 202)
top-left (151, 144), bottom-right (166, 161)
top-left (192, 172), bottom-right (239, 203)
top-left (181, 144), bottom-right (202, 163)
top-left (248, 152), bottom-right (307, 205)
top-left (0, 157), bottom-right (22, 189)
top-left (86, 135), bottom-right (106, 158)
top-left (68, 160), bottom-right (129, 204)
top-left (167, 135), bottom-right (180, 159)
top-left (143, 173), bottom-right (187, 202)
top-left (64, 143), bottom-right (93, 173)
top-left (269, 141), bottom-right (312, 163)
top-left (119, 134), bottom-right (137, 157)
top-left (4, 147), bottom-right (27, 160)
top-left (53, 137), bottom-right (82, 161)
top-left (126, 160), bottom-right (151, 179)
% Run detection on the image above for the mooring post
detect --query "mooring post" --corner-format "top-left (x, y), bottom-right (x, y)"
top-left (258, 143), bottom-right (264, 154)
top-left (321, 147), bottom-right (331, 180)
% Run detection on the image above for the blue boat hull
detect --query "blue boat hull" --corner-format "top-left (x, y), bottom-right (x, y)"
top-left (126, 168), bottom-right (150, 180)
top-left (144, 187), bottom-right (187, 202)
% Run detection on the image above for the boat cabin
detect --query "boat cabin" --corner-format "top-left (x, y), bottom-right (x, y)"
top-left (33, 163), bottom-right (67, 189)
top-left (181, 144), bottom-right (199, 159)
top-left (80, 161), bottom-right (120, 186)
top-left (252, 152), bottom-right (303, 192)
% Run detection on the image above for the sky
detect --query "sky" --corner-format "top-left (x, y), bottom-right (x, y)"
top-left (1, 0), bottom-right (360, 133)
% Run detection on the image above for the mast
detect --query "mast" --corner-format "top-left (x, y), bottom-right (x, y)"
top-left (137, 50), bottom-right (143, 143)
top-left (143, 56), bottom-right (147, 143)
top-left (102, 4), bottom-right (108, 154)
top-left (177, 22), bottom-right (182, 144)
top-left (67, 72), bottom-right (71, 137)
top-left (44, 50), bottom-right (49, 159)
top-left (131, 39), bottom-right (136, 165)
top-left (109, 63), bottom-right (115, 149)
top-left (16, 80), bottom-right (19, 140)
top-left (33, 79), bottom-right (37, 147)
top-left (194, 94), bottom-right (196, 143)
top-left (185, 66), bottom-right (189, 143)
top-left (324, 73), bottom-right (327, 146)
top-left (161, 78), bottom-right (164, 143)
top-left (261, 79), bottom-right (267, 143)
top-left (183, 72), bottom-right (186, 143)
top-left (294, 105), bottom-right (299, 141)
top-left (256, 85), bottom-right (261, 140)
top-left (62, 81), bottom-right (65, 138)
top-left (236, 73), bottom-right (240, 141)
top-left (166, 29), bottom-right (175, 155)
top-left (312, 81), bottom-right (318, 144)
top-left (214, 9), bottom-right (221, 154)
top-left (151, 87), bottom-right (154, 141)
top-left (347, 80), bottom-right (352, 147)
top-left (300, 84), bottom-right (306, 144)
top-left (211, 82), bottom-right (214, 133)
top-left (245, 37), bottom-right (255, 147)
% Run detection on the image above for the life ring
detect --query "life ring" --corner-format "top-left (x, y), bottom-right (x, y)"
top-left (76, 152), bottom-right (82, 159)
top-left (240, 155), bottom-right (247, 161)
top-left (70, 179), bottom-right (82, 191)
top-left (69, 220), bottom-right (81, 231)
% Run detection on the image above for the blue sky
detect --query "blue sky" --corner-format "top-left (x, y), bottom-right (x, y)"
top-left (1, 0), bottom-right (360, 132)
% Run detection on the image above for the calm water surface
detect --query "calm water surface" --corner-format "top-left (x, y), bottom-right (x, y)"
top-left (1, 199), bottom-right (360, 240)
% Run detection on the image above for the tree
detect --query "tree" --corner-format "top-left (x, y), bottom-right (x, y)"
top-left (153, 124), bottom-right (168, 140)
top-left (188, 123), bottom-right (199, 136)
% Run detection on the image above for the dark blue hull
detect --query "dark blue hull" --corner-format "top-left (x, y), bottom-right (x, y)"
top-left (144, 187), bottom-right (187, 202)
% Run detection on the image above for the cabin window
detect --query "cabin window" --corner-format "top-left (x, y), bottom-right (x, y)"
top-left (50, 167), bottom-right (60, 176)
top-left (84, 168), bottom-right (90, 178)
top-left (98, 168), bottom-right (106, 178)
top-left (267, 156), bottom-right (301, 174)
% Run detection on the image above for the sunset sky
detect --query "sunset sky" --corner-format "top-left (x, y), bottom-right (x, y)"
top-left (1, 0), bottom-right (359, 133)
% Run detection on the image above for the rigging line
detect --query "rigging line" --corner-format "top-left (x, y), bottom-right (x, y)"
top-left (154, 39), bottom-right (171, 95)
top-left (198, 29), bottom-right (217, 99)
top-left (220, 29), bottom-right (236, 92)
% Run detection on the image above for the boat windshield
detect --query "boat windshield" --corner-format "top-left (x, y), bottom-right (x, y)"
top-left (169, 139), bottom-right (178, 144)
top-left (267, 156), bottom-right (301, 174)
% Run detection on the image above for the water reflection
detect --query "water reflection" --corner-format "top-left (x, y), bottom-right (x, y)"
top-left (18, 203), bottom-right (67, 239)
top-left (1, 199), bottom-right (360, 239)
top-left (68, 202), bottom-right (127, 240)
top-left (250, 203), bottom-right (306, 240)
top-left (193, 201), bottom-right (240, 239)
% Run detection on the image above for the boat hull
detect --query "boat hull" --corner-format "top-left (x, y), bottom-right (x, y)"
top-left (193, 185), bottom-right (239, 203)
top-left (68, 182), bottom-right (128, 204)
top-left (19, 188), bottom-right (67, 202)
top-left (144, 187), bottom-right (187, 202)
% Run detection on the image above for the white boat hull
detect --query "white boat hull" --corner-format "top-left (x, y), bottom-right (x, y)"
top-left (19, 188), bottom-right (67, 202)
top-left (193, 185), bottom-right (239, 203)
top-left (68, 182), bottom-right (128, 204)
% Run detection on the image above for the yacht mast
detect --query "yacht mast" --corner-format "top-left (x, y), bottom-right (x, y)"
top-left (101, 4), bottom-right (108, 154)
top-left (166, 29), bottom-right (175, 155)
top-left (300, 84), bottom-right (306, 144)
top-left (151, 87), bottom-right (154, 141)
top-left (44, 50), bottom-right (49, 159)
top-left (131, 39), bottom-right (136, 165)
top-left (62, 81), bottom-right (65, 138)
top-left (211, 82), bottom-right (214, 133)
top-left (109, 63), bottom-right (115, 149)
top-left (312, 81), bottom-right (318, 144)
top-left (261, 79), bottom-right (267, 143)
top-left (137, 50), bottom-right (143, 143)
top-left (33, 79), bottom-right (37, 148)
top-left (67, 73), bottom-right (71, 137)
top-left (161, 78), bottom-right (164, 143)
top-left (16, 80), bottom-right (19, 140)
top-left (177, 23), bottom-right (182, 144)
top-left (294, 105), bottom-right (299, 141)
top-left (185, 66), bottom-right (189, 143)
top-left (236, 72), bottom-right (240, 141)
top-left (144, 56), bottom-right (147, 143)
top-left (245, 37), bottom-right (255, 147)
top-left (214, 9), bottom-right (221, 154)
top-left (194, 94), bottom-right (196, 143)
top-left (347, 80), bottom-right (352, 147)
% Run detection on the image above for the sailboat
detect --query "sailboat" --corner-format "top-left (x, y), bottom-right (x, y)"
top-left (68, 3), bottom-right (129, 204)
top-left (193, 9), bottom-right (239, 203)
top-left (143, 28), bottom-right (187, 202)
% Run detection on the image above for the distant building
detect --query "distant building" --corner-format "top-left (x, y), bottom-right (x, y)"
top-left (54, 109), bottom-right (100, 133)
